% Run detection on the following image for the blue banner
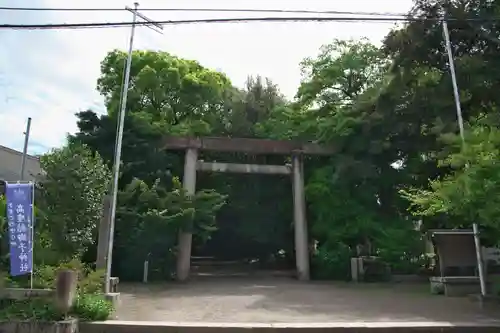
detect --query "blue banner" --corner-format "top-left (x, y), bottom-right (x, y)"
top-left (5, 182), bottom-right (34, 276)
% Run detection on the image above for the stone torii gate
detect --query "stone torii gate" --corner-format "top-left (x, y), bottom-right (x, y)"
top-left (164, 136), bottom-right (336, 282)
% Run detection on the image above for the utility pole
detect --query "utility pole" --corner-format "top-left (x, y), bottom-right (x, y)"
top-left (442, 19), bottom-right (465, 144)
top-left (20, 117), bottom-right (32, 181)
top-left (442, 16), bottom-right (486, 298)
top-left (105, 2), bottom-right (163, 294)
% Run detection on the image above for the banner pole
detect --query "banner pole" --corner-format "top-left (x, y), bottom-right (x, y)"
top-left (5, 181), bottom-right (34, 283)
top-left (30, 181), bottom-right (34, 289)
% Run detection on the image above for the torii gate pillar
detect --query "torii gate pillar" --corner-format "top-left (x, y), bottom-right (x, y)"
top-left (176, 147), bottom-right (198, 281)
top-left (292, 153), bottom-right (310, 281)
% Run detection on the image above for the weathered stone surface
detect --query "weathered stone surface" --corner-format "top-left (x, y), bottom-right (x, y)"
top-left (163, 136), bottom-right (336, 155)
top-left (55, 270), bottom-right (78, 313)
top-left (429, 276), bottom-right (491, 297)
top-left (0, 288), bottom-right (53, 300)
top-left (79, 321), bottom-right (500, 333)
top-left (109, 277), bottom-right (119, 293)
top-left (0, 319), bottom-right (77, 333)
top-left (196, 161), bottom-right (291, 175)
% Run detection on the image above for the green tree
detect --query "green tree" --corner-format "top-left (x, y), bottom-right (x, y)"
top-left (379, 0), bottom-right (500, 185)
top-left (114, 177), bottom-right (226, 280)
top-left (70, 50), bottom-right (237, 278)
top-left (98, 49), bottom-right (232, 135)
top-left (375, 0), bottom-right (500, 235)
top-left (258, 37), bottom-right (427, 278)
top-left (68, 4), bottom-right (500, 279)
top-left (71, 50), bottom-right (234, 188)
top-left (297, 38), bottom-right (389, 108)
top-left (401, 122), bottom-right (500, 243)
top-left (37, 143), bottom-right (111, 260)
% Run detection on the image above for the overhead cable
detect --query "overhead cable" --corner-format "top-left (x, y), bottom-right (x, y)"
top-left (0, 6), bottom-right (408, 16)
top-left (0, 16), bottom-right (495, 30)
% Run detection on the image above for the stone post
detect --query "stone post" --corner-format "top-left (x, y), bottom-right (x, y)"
top-left (55, 270), bottom-right (78, 314)
top-left (96, 195), bottom-right (112, 271)
top-left (292, 154), bottom-right (310, 281)
top-left (176, 147), bottom-right (198, 281)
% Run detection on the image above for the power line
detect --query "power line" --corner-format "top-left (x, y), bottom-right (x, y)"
top-left (0, 6), bottom-right (407, 16)
top-left (0, 16), bottom-right (495, 30)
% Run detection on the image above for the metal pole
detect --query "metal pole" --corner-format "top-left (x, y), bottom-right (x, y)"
top-left (442, 18), bottom-right (487, 297)
top-left (113, 59), bottom-right (127, 164)
top-left (105, 2), bottom-right (139, 294)
top-left (442, 20), bottom-right (465, 144)
top-left (20, 117), bottom-right (31, 180)
top-left (473, 223), bottom-right (487, 295)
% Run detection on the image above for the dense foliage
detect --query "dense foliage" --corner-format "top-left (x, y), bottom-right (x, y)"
top-left (0, 259), bottom-right (113, 321)
top-left (0, 145), bottom-right (114, 321)
top-left (37, 143), bottom-right (111, 260)
top-left (3, 0), bottom-right (500, 283)
top-left (1, 143), bottom-right (111, 267)
top-left (66, 0), bottom-right (500, 279)
top-left (114, 177), bottom-right (226, 280)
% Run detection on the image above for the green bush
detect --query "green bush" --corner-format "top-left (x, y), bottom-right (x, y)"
top-left (55, 259), bottom-right (105, 294)
top-left (0, 259), bottom-right (113, 322)
top-left (0, 298), bottom-right (63, 321)
top-left (0, 295), bottom-right (113, 322)
top-left (78, 269), bottom-right (105, 295)
top-left (5, 259), bottom-right (104, 293)
top-left (72, 294), bottom-right (113, 321)
top-left (33, 265), bottom-right (57, 289)
top-left (311, 243), bottom-right (351, 280)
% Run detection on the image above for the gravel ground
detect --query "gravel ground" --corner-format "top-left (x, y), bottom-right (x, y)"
top-left (114, 277), bottom-right (500, 323)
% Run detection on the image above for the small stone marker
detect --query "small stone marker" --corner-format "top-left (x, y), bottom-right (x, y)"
top-left (55, 269), bottom-right (78, 314)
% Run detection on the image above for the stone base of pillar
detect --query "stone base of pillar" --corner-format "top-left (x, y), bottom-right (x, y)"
top-left (176, 231), bottom-right (193, 282)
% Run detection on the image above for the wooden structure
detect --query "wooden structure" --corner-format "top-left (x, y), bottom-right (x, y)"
top-left (163, 136), bottom-right (336, 281)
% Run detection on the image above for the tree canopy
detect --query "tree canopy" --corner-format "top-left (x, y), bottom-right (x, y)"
top-left (5, 0), bottom-right (496, 280)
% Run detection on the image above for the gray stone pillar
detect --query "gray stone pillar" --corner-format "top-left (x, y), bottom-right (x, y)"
top-left (176, 148), bottom-right (198, 281)
top-left (292, 154), bottom-right (310, 281)
top-left (55, 270), bottom-right (78, 314)
top-left (96, 195), bottom-right (112, 271)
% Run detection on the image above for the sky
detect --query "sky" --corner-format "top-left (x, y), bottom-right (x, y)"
top-left (0, 0), bottom-right (413, 155)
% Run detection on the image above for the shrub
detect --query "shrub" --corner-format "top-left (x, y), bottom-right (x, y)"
top-left (0, 259), bottom-right (113, 321)
top-left (33, 265), bottom-right (57, 289)
top-left (311, 243), bottom-right (352, 280)
top-left (6, 259), bottom-right (104, 294)
top-left (0, 295), bottom-right (113, 322)
top-left (72, 294), bottom-right (113, 321)
top-left (0, 298), bottom-right (63, 321)
top-left (78, 269), bottom-right (105, 295)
